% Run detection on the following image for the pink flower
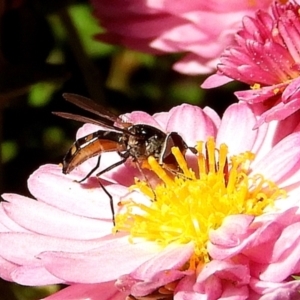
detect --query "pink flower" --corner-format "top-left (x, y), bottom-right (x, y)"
top-left (203, 1), bottom-right (300, 127)
top-left (1, 103), bottom-right (300, 299)
top-left (90, 0), bottom-right (273, 75)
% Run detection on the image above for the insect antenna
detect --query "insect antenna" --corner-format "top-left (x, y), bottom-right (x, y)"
top-left (188, 146), bottom-right (198, 154)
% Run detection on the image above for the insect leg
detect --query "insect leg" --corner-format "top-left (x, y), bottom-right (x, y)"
top-left (97, 178), bottom-right (116, 226)
top-left (94, 157), bottom-right (128, 225)
top-left (95, 157), bottom-right (128, 177)
top-left (77, 155), bottom-right (102, 183)
top-left (80, 156), bottom-right (128, 225)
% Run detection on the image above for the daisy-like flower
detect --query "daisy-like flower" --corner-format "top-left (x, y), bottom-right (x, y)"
top-left (1, 102), bottom-right (300, 299)
top-left (90, 0), bottom-right (274, 75)
top-left (202, 1), bottom-right (300, 128)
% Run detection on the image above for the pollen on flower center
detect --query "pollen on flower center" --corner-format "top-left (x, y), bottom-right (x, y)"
top-left (114, 137), bottom-right (285, 263)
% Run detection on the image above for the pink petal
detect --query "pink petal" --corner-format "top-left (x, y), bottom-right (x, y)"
top-left (252, 91), bottom-right (300, 128)
top-left (152, 111), bottom-right (171, 128)
top-left (129, 269), bottom-right (190, 297)
top-left (117, 243), bottom-right (194, 296)
top-left (251, 132), bottom-right (300, 185)
top-left (0, 204), bottom-right (30, 233)
top-left (281, 76), bottom-right (300, 103)
top-left (177, 274), bottom-right (250, 300)
top-left (209, 215), bottom-right (254, 248)
top-left (235, 83), bottom-right (286, 104)
top-left (1, 194), bottom-right (112, 238)
top-left (0, 256), bottom-right (18, 281)
top-left (166, 104), bottom-right (217, 145)
top-left (42, 282), bottom-right (126, 300)
top-left (209, 208), bottom-right (300, 263)
top-left (91, 0), bottom-right (274, 75)
top-left (195, 274), bottom-right (222, 299)
top-left (28, 164), bottom-right (122, 219)
top-left (125, 111), bottom-right (163, 129)
top-left (208, 215), bottom-right (281, 261)
top-left (201, 73), bottom-right (234, 88)
top-left (219, 282), bottom-right (249, 300)
top-left (38, 237), bottom-right (161, 283)
top-left (250, 278), bottom-right (300, 300)
top-left (216, 103), bottom-right (258, 154)
top-left (12, 266), bottom-right (62, 286)
top-left (174, 274), bottom-right (201, 300)
top-left (202, 106), bottom-right (221, 129)
top-left (260, 110), bottom-right (300, 154)
top-left (0, 232), bottom-right (104, 265)
top-left (246, 121), bottom-right (270, 161)
top-left (252, 222), bottom-right (300, 282)
top-left (131, 243), bottom-right (194, 280)
top-left (196, 259), bottom-right (250, 286)
top-left (76, 123), bottom-right (102, 139)
top-left (173, 53), bottom-right (217, 75)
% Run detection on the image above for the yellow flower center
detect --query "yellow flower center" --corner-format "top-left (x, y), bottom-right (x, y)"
top-left (114, 137), bottom-right (285, 263)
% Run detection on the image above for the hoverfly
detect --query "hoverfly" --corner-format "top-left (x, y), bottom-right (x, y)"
top-left (54, 93), bottom-right (195, 224)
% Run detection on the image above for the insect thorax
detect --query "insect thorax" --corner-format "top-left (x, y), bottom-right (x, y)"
top-left (127, 124), bottom-right (166, 160)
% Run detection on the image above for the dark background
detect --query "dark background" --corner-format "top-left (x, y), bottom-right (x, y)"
top-left (0, 0), bottom-right (239, 298)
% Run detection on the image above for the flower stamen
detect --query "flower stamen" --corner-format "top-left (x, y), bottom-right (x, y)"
top-left (115, 137), bottom-right (285, 263)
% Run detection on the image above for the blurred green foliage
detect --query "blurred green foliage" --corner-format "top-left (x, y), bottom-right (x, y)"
top-left (1, 140), bottom-right (18, 163)
top-left (28, 82), bottom-right (61, 107)
top-left (12, 284), bottom-right (60, 300)
top-left (68, 3), bottom-right (114, 57)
